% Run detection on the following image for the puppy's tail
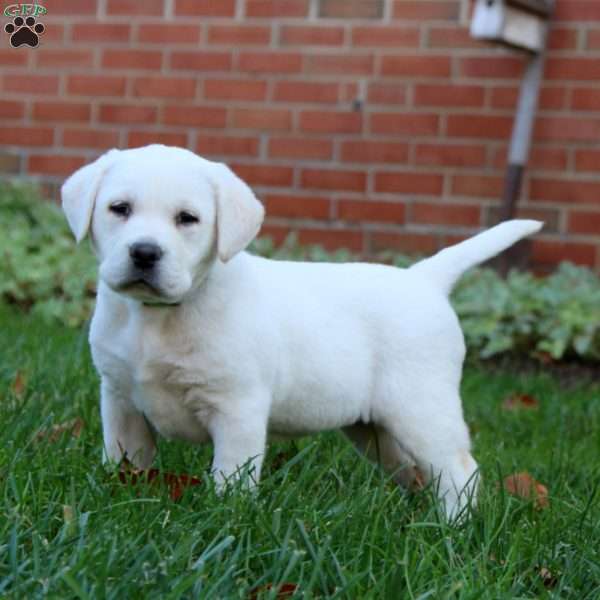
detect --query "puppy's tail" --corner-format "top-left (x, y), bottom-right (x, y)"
top-left (410, 219), bottom-right (543, 294)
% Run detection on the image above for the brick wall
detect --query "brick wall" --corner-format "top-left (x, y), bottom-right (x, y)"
top-left (1, 0), bottom-right (599, 271)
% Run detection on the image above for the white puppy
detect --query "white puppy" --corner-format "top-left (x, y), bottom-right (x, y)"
top-left (62, 145), bottom-right (542, 519)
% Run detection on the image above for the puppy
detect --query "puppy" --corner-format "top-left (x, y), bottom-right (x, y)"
top-left (62, 145), bottom-right (542, 519)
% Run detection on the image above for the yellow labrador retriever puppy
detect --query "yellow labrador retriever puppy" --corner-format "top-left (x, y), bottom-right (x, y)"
top-left (62, 144), bottom-right (542, 519)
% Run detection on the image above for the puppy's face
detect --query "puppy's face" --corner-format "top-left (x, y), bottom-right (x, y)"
top-left (92, 155), bottom-right (217, 304)
top-left (62, 145), bottom-right (264, 305)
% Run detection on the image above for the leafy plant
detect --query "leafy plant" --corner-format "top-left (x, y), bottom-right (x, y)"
top-left (1, 181), bottom-right (599, 362)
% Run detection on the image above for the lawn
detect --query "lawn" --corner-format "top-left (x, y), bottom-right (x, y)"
top-left (1, 303), bottom-right (599, 599)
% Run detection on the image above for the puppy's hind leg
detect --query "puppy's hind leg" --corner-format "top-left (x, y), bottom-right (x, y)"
top-left (342, 423), bottom-right (421, 489)
top-left (378, 388), bottom-right (480, 520)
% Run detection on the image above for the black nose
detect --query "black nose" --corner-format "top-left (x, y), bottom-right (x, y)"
top-left (129, 242), bottom-right (163, 269)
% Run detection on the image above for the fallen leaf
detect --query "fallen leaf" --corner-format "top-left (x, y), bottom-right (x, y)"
top-left (62, 504), bottom-right (75, 525)
top-left (12, 371), bottom-right (26, 397)
top-left (502, 472), bottom-right (549, 509)
top-left (118, 463), bottom-right (202, 501)
top-left (35, 418), bottom-right (85, 443)
top-left (249, 582), bottom-right (298, 599)
top-left (539, 566), bottom-right (558, 589)
top-left (502, 393), bottom-right (539, 411)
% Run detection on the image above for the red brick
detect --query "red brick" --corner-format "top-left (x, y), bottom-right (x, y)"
top-left (72, 23), bottom-right (131, 43)
top-left (532, 240), bottom-right (596, 268)
top-left (297, 228), bottom-right (364, 252)
top-left (427, 27), bottom-right (485, 48)
top-left (452, 175), bottom-right (503, 198)
top-left (204, 79), bottom-right (267, 101)
top-left (300, 111), bottom-right (362, 134)
top-left (197, 135), bottom-right (260, 157)
top-left (138, 24), bottom-right (201, 44)
top-left (208, 25), bottom-right (271, 45)
top-left (528, 148), bottom-right (568, 171)
top-left (415, 144), bottom-right (486, 168)
top-left (99, 105), bottom-right (158, 124)
top-left (370, 113), bottom-right (439, 136)
top-left (32, 102), bottom-right (91, 123)
top-left (102, 50), bottom-right (162, 70)
top-left (545, 58), bottom-right (600, 80)
top-left (393, 1), bottom-right (460, 20)
top-left (548, 28), bottom-right (578, 51)
top-left (44, 0), bottom-right (95, 14)
top-left (232, 108), bottom-right (292, 131)
top-left (367, 83), bottom-right (407, 105)
top-left (555, 2), bottom-right (600, 21)
top-left (2, 75), bottom-right (59, 95)
top-left (0, 50), bottom-right (28, 66)
top-left (0, 100), bottom-right (25, 119)
top-left (127, 131), bottom-right (188, 148)
top-left (281, 25), bottom-right (345, 46)
top-left (0, 127), bottom-right (53, 147)
top-left (530, 178), bottom-right (600, 206)
top-left (491, 86), bottom-right (566, 111)
top-left (246, 0), bottom-right (309, 17)
top-left (587, 30), bottom-right (600, 49)
top-left (341, 140), bottom-right (409, 163)
top-left (28, 154), bottom-right (86, 176)
top-left (460, 56), bottom-right (524, 79)
top-left (133, 77), bottom-right (196, 99)
top-left (301, 169), bottom-right (367, 192)
top-left (238, 52), bottom-right (302, 74)
top-left (370, 231), bottom-right (438, 254)
top-left (572, 88), bottom-right (600, 111)
top-left (175, 0), bottom-right (235, 15)
top-left (265, 194), bottom-right (331, 219)
top-left (411, 202), bottom-right (481, 226)
top-left (269, 137), bottom-right (333, 160)
top-left (163, 105), bottom-right (227, 128)
top-left (352, 26), bottom-right (420, 47)
top-left (306, 54), bottom-right (374, 76)
top-left (67, 75), bottom-right (127, 96)
top-left (534, 117), bottom-right (600, 142)
top-left (35, 22), bottom-right (64, 43)
top-left (34, 49), bottom-right (93, 68)
top-left (338, 200), bottom-right (406, 223)
top-left (63, 128), bottom-right (120, 149)
top-left (575, 149), bottom-right (600, 172)
top-left (170, 52), bottom-right (232, 71)
top-left (381, 55), bottom-right (451, 77)
top-left (447, 115), bottom-right (512, 139)
top-left (231, 163), bottom-right (294, 187)
top-left (107, 0), bottom-right (164, 14)
top-left (273, 81), bottom-right (339, 104)
top-left (259, 224), bottom-right (291, 245)
top-left (415, 84), bottom-right (485, 107)
top-left (375, 172), bottom-right (443, 195)
top-left (568, 211), bottom-right (600, 235)
top-left (319, 0), bottom-right (383, 18)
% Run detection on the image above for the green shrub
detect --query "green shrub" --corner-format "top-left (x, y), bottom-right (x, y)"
top-left (1, 182), bottom-right (599, 361)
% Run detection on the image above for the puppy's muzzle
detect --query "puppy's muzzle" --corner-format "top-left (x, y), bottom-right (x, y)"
top-left (129, 241), bottom-right (163, 270)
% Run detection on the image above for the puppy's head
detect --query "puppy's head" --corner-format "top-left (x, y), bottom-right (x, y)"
top-left (61, 145), bottom-right (264, 304)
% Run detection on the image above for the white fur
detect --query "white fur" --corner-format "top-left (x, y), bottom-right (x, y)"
top-left (62, 145), bottom-right (543, 519)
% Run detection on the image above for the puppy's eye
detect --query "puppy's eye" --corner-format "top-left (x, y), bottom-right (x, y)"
top-left (109, 202), bottom-right (132, 218)
top-left (176, 211), bottom-right (200, 226)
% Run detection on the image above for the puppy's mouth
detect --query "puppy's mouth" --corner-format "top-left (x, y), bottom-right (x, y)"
top-left (115, 274), bottom-right (168, 301)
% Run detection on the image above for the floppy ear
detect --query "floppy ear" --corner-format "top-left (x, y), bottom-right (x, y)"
top-left (210, 163), bottom-right (265, 263)
top-left (61, 149), bottom-right (120, 243)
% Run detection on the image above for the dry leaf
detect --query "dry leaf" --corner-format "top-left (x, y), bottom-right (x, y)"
top-left (118, 464), bottom-right (202, 501)
top-left (502, 393), bottom-right (539, 411)
top-left (12, 371), bottom-right (26, 397)
top-left (250, 582), bottom-right (298, 599)
top-left (503, 472), bottom-right (549, 509)
top-left (35, 417), bottom-right (85, 443)
top-left (63, 504), bottom-right (75, 525)
top-left (539, 566), bottom-right (558, 589)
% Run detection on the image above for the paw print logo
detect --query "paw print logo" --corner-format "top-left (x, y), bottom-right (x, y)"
top-left (5, 16), bottom-right (45, 48)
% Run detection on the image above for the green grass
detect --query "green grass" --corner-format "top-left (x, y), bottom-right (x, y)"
top-left (1, 304), bottom-right (599, 599)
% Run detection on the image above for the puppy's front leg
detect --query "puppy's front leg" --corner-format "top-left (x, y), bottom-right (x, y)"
top-left (207, 402), bottom-right (268, 490)
top-left (101, 378), bottom-right (156, 469)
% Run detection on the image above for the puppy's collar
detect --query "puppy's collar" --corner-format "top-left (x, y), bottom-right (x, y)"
top-left (142, 301), bottom-right (181, 307)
